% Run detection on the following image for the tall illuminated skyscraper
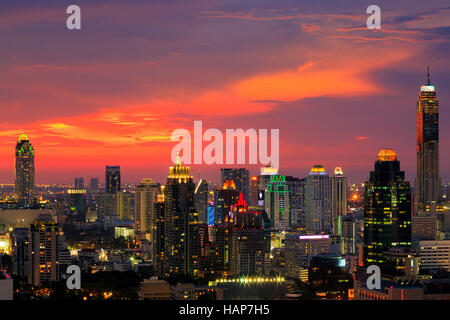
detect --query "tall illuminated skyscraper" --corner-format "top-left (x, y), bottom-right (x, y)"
top-left (135, 178), bottom-right (160, 233)
top-left (363, 149), bottom-right (411, 267)
top-left (164, 153), bottom-right (199, 277)
top-left (331, 167), bottom-right (347, 236)
top-left (105, 166), bottom-right (121, 194)
top-left (415, 67), bottom-right (441, 212)
top-left (305, 165), bottom-right (331, 233)
top-left (264, 175), bottom-right (290, 230)
top-left (15, 134), bottom-right (35, 208)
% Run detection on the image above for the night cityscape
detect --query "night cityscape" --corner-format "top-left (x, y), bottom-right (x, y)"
top-left (0, 0), bottom-right (450, 313)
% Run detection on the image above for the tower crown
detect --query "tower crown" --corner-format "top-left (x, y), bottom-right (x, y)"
top-left (377, 148), bottom-right (397, 161)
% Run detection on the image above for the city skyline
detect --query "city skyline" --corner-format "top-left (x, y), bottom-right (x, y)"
top-left (0, 1), bottom-right (449, 184)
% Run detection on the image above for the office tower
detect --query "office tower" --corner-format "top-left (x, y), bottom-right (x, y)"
top-left (341, 215), bottom-right (356, 255)
top-left (412, 214), bottom-right (437, 242)
top-left (363, 149), bottom-right (412, 267)
top-left (258, 166), bottom-right (279, 202)
top-left (415, 68), bottom-right (441, 212)
top-left (74, 177), bottom-right (84, 189)
top-left (249, 176), bottom-right (259, 206)
top-left (264, 175), bottom-right (290, 230)
top-left (194, 179), bottom-right (209, 224)
top-left (164, 154), bottom-right (199, 277)
top-left (11, 228), bottom-right (29, 279)
top-left (135, 179), bottom-right (160, 233)
top-left (285, 234), bottom-right (330, 279)
top-left (89, 177), bottom-right (99, 191)
top-left (115, 191), bottom-right (133, 220)
top-left (285, 176), bottom-right (302, 227)
top-left (229, 194), bottom-right (266, 275)
top-left (331, 167), bottom-right (347, 236)
top-left (214, 180), bottom-right (240, 226)
top-left (105, 166), bottom-right (121, 194)
top-left (15, 134), bottom-right (35, 208)
top-left (152, 194), bottom-right (165, 277)
top-left (28, 216), bottom-right (60, 286)
top-left (221, 168), bottom-right (250, 203)
top-left (68, 188), bottom-right (87, 223)
top-left (305, 165), bottom-right (331, 233)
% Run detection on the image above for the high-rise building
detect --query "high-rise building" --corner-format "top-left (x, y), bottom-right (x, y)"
top-left (214, 180), bottom-right (240, 226)
top-left (68, 188), bottom-right (87, 223)
top-left (152, 193), bottom-right (166, 277)
top-left (363, 149), bottom-right (412, 267)
top-left (305, 165), bottom-right (331, 233)
top-left (74, 177), bottom-right (84, 189)
top-left (285, 176), bottom-right (302, 227)
top-left (194, 179), bottom-right (209, 224)
top-left (341, 215), bottom-right (356, 255)
top-left (221, 168), bottom-right (250, 203)
top-left (331, 167), bottom-right (347, 236)
top-left (89, 177), bottom-right (99, 191)
top-left (228, 194), bottom-right (266, 275)
top-left (15, 134), bottom-right (35, 208)
top-left (264, 175), bottom-right (290, 231)
top-left (105, 166), bottom-right (121, 194)
top-left (415, 68), bottom-right (441, 212)
top-left (28, 216), bottom-right (60, 286)
top-left (249, 176), bottom-right (259, 206)
top-left (135, 179), bottom-right (160, 233)
top-left (164, 154), bottom-right (199, 277)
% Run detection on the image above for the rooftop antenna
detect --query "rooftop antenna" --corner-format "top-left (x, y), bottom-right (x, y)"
top-left (427, 66), bottom-right (430, 85)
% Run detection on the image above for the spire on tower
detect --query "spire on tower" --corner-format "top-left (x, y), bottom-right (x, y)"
top-left (427, 66), bottom-right (430, 85)
top-left (176, 150), bottom-right (181, 165)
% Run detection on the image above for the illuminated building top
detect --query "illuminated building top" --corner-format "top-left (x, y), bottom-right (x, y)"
top-left (377, 148), bottom-right (397, 162)
top-left (18, 134), bottom-right (29, 143)
top-left (309, 165), bottom-right (327, 175)
top-left (334, 167), bottom-right (344, 176)
top-left (168, 152), bottom-right (192, 181)
top-left (260, 166), bottom-right (278, 176)
top-left (222, 179), bottom-right (236, 190)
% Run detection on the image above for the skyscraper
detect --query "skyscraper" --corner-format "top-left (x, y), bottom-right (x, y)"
top-left (152, 193), bottom-right (166, 277)
top-left (194, 179), bottom-right (209, 224)
top-left (264, 175), bottom-right (290, 230)
top-left (221, 168), bottom-right (250, 203)
top-left (164, 154), bottom-right (199, 277)
top-left (15, 134), bottom-right (35, 208)
top-left (214, 180), bottom-right (240, 226)
top-left (229, 194), bottom-right (266, 275)
top-left (305, 165), bottom-right (331, 234)
top-left (135, 179), bottom-right (160, 233)
top-left (28, 216), bottom-right (60, 286)
top-left (415, 67), bottom-right (441, 212)
top-left (105, 166), bottom-right (121, 194)
top-left (363, 149), bottom-right (412, 267)
top-left (74, 177), bottom-right (84, 189)
top-left (331, 167), bottom-right (347, 236)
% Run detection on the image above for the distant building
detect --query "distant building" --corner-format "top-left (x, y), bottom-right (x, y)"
top-left (15, 134), bottom-right (35, 208)
top-left (417, 240), bottom-right (450, 273)
top-left (264, 175), bottom-right (290, 231)
top-left (74, 177), bottom-right (84, 189)
top-left (415, 69), bottom-right (441, 212)
top-left (105, 166), bottom-right (121, 194)
top-left (135, 179), bottom-right (160, 233)
top-left (194, 179), bottom-right (209, 224)
top-left (138, 277), bottom-right (171, 300)
top-left (28, 216), bottom-right (60, 286)
top-left (305, 165), bottom-right (331, 233)
top-left (221, 168), bottom-right (250, 204)
top-left (331, 167), bottom-right (347, 236)
top-left (363, 149), bottom-right (412, 268)
top-left (285, 234), bottom-right (330, 279)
